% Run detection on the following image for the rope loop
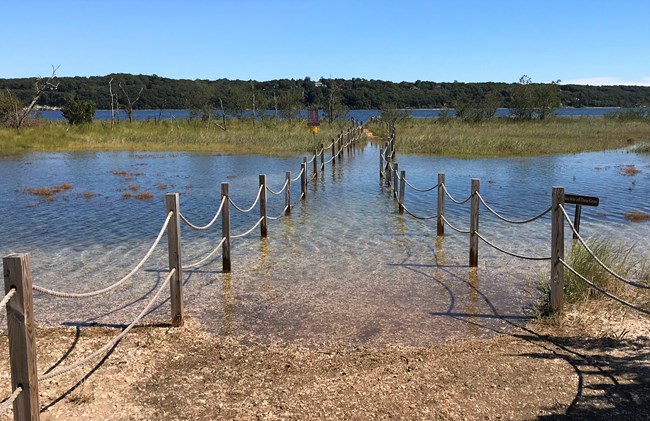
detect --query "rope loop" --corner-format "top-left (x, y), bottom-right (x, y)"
top-left (442, 184), bottom-right (472, 205)
top-left (266, 179), bottom-right (289, 196)
top-left (475, 231), bottom-right (551, 261)
top-left (477, 192), bottom-right (551, 224)
top-left (291, 167), bottom-right (304, 182)
top-left (440, 215), bottom-right (471, 234)
top-left (402, 204), bottom-right (438, 220)
top-left (182, 237), bottom-right (226, 269)
top-left (32, 211), bottom-right (173, 299)
top-left (231, 217), bottom-right (264, 238)
top-left (403, 178), bottom-right (439, 193)
top-left (179, 196), bottom-right (226, 230)
top-left (230, 185), bottom-right (263, 213)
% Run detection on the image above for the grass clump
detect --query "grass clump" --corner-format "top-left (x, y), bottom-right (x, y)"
top-left (535, 237), bottom-right (650, 317)
top-left (367, 117), bottom-right (650, 157)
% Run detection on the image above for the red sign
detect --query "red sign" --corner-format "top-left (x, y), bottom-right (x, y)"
top-left (308, 109), bottom-right (320, 126)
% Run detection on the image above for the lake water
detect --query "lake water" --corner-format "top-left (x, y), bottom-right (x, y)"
top-left (1, 143), bottom-right (649, 346)
top-left (35, 107), bottom-right (624, 123)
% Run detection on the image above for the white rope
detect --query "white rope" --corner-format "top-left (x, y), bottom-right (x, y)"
top-left (0, 386), bottom-right (22, 416)
top-left (32, 212), bottom-right (173, 299)
top-left (323, 154), bottom-right (336, 165)
top-left (267, 206), bottom-right (289, 221)
top-left (231, 217), bottom-right (264, 239)
top-left (403, 179), bottom-right (439, 193)
top-left (442, 184), bottom-right (472, 205)
top-left (475, 231), bottom-right (551, 261)
top-left (182, 237), bottom-right (226, 269)
top-left (440, 215), bottom-right (470, 234)
top-left (559, 204), bottom-right (650, 289)
top-left (179, 196), bottom-right (226, 230)
top-left (39, 269), bottom-right (174, 381)
top-left (402, 204), bottom-right (438, 220)
top-left (560, 259), bottom-right (650, 315)
top-left (290, 193), bottom-right (304, 210)
top-left (0, 289), bottom-right (16, 309)
top-left (266, 179), bottom-right (289, 196)
top-left (305, 155), bottom-right (316, 164)
top-left (291, 167), bottom-right (304, 182)
top-left (477, 193), bottom-right (551, 224)
top-left (230, 185), bottom-right (263, 213)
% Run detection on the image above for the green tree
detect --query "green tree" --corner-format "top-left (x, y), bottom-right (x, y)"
top-left (510, 75), bottom-right (560, 120)
top-left (0, 89), bottom-right (22, 127)
top-left (61, 95), bottom-right (95, 125)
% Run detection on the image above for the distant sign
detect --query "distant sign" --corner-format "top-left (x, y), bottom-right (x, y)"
top-left (565, 193), bottom-right (599, 207)
top-left (308, 109), bottom-right (320, 126)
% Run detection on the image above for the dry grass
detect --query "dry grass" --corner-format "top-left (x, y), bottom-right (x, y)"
top-left (128, 184), bottom-right (139, 191)
top-left (22, 183), bottom-right (72, 198)
top-left (619, 164), bottom-right (642, 176)
top-left (134, 191), bottom-right (153, 200)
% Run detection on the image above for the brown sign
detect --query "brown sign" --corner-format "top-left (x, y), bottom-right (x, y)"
top-left (308, 109), bottom-right (320, 126)
top-left (565, 193), bottom-right (599, 207)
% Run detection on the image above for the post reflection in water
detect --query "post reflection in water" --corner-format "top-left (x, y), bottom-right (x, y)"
top-left (221, 272), bottom-right (234, 336)
top-left (465, 267), bottom-right (481, 337)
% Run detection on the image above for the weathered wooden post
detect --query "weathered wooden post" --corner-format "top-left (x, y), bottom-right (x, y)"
top-left (312, 149), bottom-right (318, 178)
top-left (259, 175), bottom-right (268, 238)
top-left (379, 145), bottom-right (384, 183)
top-left (437, 173), bottom-right (445, 236)
top-left (469, 179), bottom-right (480, 267)
top-left (573, 204), bottom-right (582, 240)
top-left (285, 171), bottom-right (291, 216)
top-left (551, 186), bottom-right (565, 313)
top-left (3, 253), bottom-right (40, 421)
top-left (331, 139), bottom-right (336, 165)
top-left (393, 162), bottom-right (399, 199)
top-left (398, 170), bottom-right (406, 214)
top-left (165, 193), bottom-right (184, 326)
top-left (320, 143), bottom-right (325, 171)
top-left (301, 161), bottom-right (307, 201)
top-left (221, 183), bottom-right (231, 272)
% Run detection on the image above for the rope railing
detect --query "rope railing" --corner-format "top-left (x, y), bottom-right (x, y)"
top-left (477, 192), bottom-right (551, 224)
top-left (475, 230), bottom-right (551, 261)
top-left (0, 288), bottom-right (16, 309)
top-left (401, 203), bottom-right (438, 220)
top-left (290, 193), bottom-right (305, 210)
top-left (39, 268), bottom-right (174, 381)
top-left (0, 386), bottom-right (22, 416)
top-left (32, 211), bottom-right (173, 299)
top-left (266, 179), bottom-right (289, 196)
top-left (182, 237), bottom-right (226, 269)
top-left (440, 215), bottom-right (471, 234)
top-left (179, 196), bottom-right (226, 230)
top-left (442, 183), bottom-right (472, 205)
top-left (267, 206), bottom-right (289, 221)
top-left (291, 167), bottom-right (304, 182)
top-left (560, 259), bottom-right (650, 315)
top-left (403, 178), bottom-right (439, 193)
top-left (305, 154), bottom-right (316, 164)
top-left (230, 185), bottom-right (264, 213)
top-left (559, 204), bottom-right (650, 289)
top-left (231, 217), bottom-right (264, 238)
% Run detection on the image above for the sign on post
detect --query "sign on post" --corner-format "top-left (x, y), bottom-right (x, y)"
top-left (564, 194), bottom-right (599, 207)
top-left (308, 109), bottom-right (320, 126)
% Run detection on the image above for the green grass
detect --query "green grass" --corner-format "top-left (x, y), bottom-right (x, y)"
top-left (0, 118), bottom-right (352, 156)
top-left (367, 117), bottom-right (650, 157)
top-left (535, 237), bottom-right (650, 317)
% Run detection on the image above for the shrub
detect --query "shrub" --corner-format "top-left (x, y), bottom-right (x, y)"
top-left (62, 95), bottom-right (96, 125)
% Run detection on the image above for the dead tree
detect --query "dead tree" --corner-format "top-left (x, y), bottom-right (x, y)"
top-left (109, 77), bottom-right (118, 128)
top-left (118, 83), bottom-right (143, 123)
top-left (15, 65), bottom-right (59, 128)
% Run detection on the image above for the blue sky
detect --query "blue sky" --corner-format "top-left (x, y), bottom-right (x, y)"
top-left (2, 0), bottom-right (649, 85)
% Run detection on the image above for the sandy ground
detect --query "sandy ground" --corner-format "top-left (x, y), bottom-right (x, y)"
top-left (0, 300), bottom-right (648, 421)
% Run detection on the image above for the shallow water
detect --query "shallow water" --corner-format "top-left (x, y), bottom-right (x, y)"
top-left (1, 144), bottom-right (649, 346)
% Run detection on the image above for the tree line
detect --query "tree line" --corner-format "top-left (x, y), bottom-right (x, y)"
top-left (2, 72), bottom-right (650, 127)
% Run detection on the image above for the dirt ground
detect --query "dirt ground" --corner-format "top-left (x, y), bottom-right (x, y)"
top-left (0, 300), bottom-right (648, 420)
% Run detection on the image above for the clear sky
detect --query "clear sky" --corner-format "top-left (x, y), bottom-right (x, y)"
top-left (2, 0), bottom-right (649, 85)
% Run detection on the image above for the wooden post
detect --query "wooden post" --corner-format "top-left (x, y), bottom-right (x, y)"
top-left (551, 186), bottom-right (565, 313)
top-left (393, 162), bottom-right (399, 199)
top-left (301, 161), bottom-right (307, 201)
top-left (259, 175), bottom-right (268, 238)
top-left (165, 193), bottom-right (184, 326)
top-left (331, 139), bottom-right (336, 165)
top-left (399, 170), bottom-right (406, 214)
top-left (285, 171), bottom-right (291, 216)
top-left (573, 204), bottom-right (582, 239)
top-left (437, 173), bottom-right (445, 236)
top-left (312, 149), bottom-right (318, 178)
top-left (221, 183), bottom-right (231, 272)
top-left (3, 253), bottom-right (40, 421)
top-left (469, 179), bottom-right (480, 267)
top-left (379, 145), bottom-right (384, 183)
top-left (320, 143), bottom-right (324, 171)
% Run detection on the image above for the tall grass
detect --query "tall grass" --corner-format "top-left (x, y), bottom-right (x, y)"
top-left (536, 237), bottom-right (650, 317)
top-left (367, 117), bottom-right (650, 157)
top-left (0, 119), bottom-right (352, 156)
